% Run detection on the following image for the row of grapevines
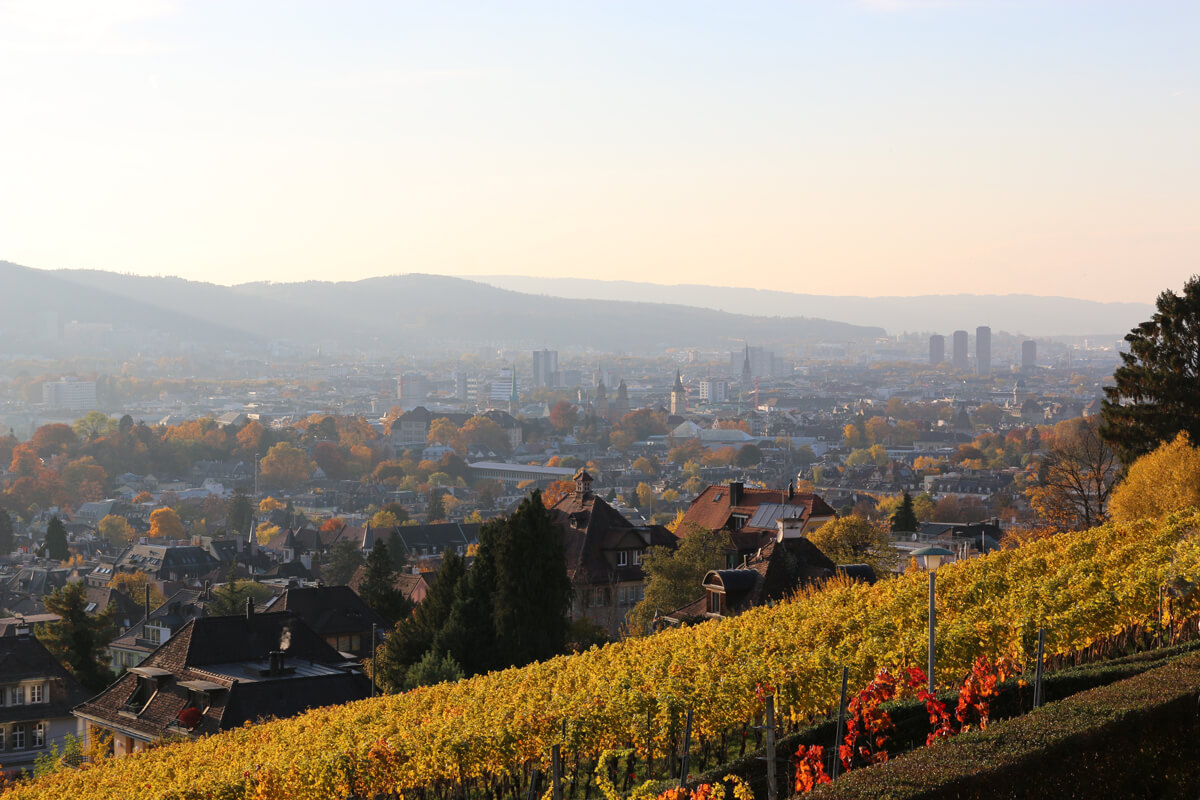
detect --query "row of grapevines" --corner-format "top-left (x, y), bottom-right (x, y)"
top-left (8, 511), bottom-right (1200, 800)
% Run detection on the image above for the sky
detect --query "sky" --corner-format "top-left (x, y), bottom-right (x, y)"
top-left (0, 1), bottom-right (1196, 303)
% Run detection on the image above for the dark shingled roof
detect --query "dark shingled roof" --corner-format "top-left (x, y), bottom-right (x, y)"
top-left (262, 585), bottom-right (387, 640)
top-left (75, 612), bottom-right (368, 743)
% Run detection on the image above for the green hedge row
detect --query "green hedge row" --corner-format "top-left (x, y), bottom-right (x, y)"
top-left (807, 651), bottom-right (1200, 799)
top-left (692, 639), bottom-right (1200, 797)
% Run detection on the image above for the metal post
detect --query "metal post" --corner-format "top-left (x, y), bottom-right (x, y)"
top-left (831, 666), bottom-right (848, 780)
top-left (764, 695), bottom-right (778, 800)
top-left (527, 768), bottom-right (541, 800)
top-left (679, 708), bottom-right (693, 787)
top-left (370, 623), bottom-right (378, 697)
top-left (928, 570), bottom-right (936, 695)
top-left (1033, 627), bottom-right (1046, 709)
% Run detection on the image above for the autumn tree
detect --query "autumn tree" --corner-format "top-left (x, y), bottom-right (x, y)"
top-left (1101, 276), bottom-right (1200, 464)
top-left (30, 424), bottom-right (78, 458)
top-left (1027, 416), bottom-right (1117, 532)
top-left (627, 523), bottom-right (724, 635)
top-left (259, 496), bottom-right (284, 513)
top-left (97, 514), bottom-right (135, 547)
top-left (549, 401), bottom-right (579, 433)
top-left (258, 442), bottom-right (315, 490)
top-left (807, 516), bottom-right (898, 574)
top-left (540, 480), bottom-right (575, 509)
top-left (72, 412), bottom-right (117, 443)
top-left (148, 507), bottom-right (185, 539)
top-left (459, 416), bottom-right (510, 454)
top-left (37, 582), bottom-right (115, 692)
top-left (735, 443), bottom-right (763, 467)
top-left (109, 570), bottom-right (166, 610)
top-left (1108, 432), bottom-right (1200, 524)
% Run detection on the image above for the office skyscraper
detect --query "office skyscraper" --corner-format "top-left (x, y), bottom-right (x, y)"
top-left (976, 326), bottom-right (992, 375)
top-left (929, 335), bottom-right (945, 365)
top-left (952, 330), bottom-right (969, 370)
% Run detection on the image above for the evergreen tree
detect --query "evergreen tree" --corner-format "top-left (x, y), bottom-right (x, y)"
top-left (358, 541), bottom-right (412, 625)
top-left (44, 517), bottom-right (69, 561)
top-left (427, 490), bottom-right (446, 522)
top-left (320, 541), bottom-right (364, 586)
top-left (891, 491), bottom-right (920, 533)
top-left (484, 491), bottom-right (572, 669)
top-left (1101, 276), bottom-right (1200, 464)
top-left (433, 544), bottom-right (497, 676)
top-left (386, 529), bottom-right (408, 571)
top-left (227, 490), bottom-right (253, 536)
top-left (0, 509), bottom-right (13, 556)
top-left (37, 582), bottom-right (115, 692)
top-left (377, 550), bottom-right (466, 691)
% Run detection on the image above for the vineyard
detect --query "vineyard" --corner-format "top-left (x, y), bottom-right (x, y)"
top-left (7, 510), bottom-right (1200, 800)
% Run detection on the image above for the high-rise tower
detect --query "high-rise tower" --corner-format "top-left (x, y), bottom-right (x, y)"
top-left (952, 330), bottom-right (969, 370)
top-left (976, 326), bottom-right (992, 375)
top-left (929, 335), bottom-right (945, 365)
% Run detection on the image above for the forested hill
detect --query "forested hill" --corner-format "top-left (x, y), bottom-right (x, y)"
top-left (478, 275), bottom-right (1153, 338)
top-left (0, 262), bottom-right (884, 354)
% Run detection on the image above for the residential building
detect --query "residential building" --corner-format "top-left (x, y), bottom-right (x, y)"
top-left (976, 326), bottom-right (992, 375)
top-left (952, 331), bottom-right (969, 370)
top-left (548, 470), bottom-right (677, 638)
top-left (262, 586), bottom-right (387, 659)
top-left (929, 335), bottom-right (944, 365)
top-left (41, 378), bottom-right (97, 411)
top-left (532, 349), bottom-right (558, 388)
top-left (0, 633), bottom-right (90, 776)
top-left (698, 378), bottom-right (728, 404)
top-left (1021, 340), bottom-right (1037, 372)
top-left (677, 481), bottom-right (837, 566)
top-left (75, 611), bottom-right (370, 757)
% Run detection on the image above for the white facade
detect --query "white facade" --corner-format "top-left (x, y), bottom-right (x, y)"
top-left (699, 379), bottom-right (728, 404)
top-left (42, 378), bottom-right (97, 411)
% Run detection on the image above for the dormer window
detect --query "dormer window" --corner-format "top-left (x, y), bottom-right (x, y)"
top-left (632, 550), bottom-right (643, 566)
top-left (616, 550), bottom-right (628, 567)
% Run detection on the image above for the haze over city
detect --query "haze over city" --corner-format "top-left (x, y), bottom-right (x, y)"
top-left (2, 0), bottom-right (1197, 302)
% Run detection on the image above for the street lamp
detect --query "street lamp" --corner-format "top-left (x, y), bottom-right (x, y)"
top-left (912, 546), bottom-right (954, 694)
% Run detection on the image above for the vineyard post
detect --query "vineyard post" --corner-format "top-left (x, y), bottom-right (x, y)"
top-left (1033, 627), bottom-right (1046, 709)
top-left (831, 666), bottom-right (848, 780)
top-left (370, 623), bottom-right (378, 698)
top-left (552, 745), bottom-right (562, 800)
top-left (1157, 586), bottom-right (1164, 648)
top-left (679, 707), bottom-right (693, 787)
top-left (646, 709), bottom-right (653, 779)
top-left (763, 694), bottom-right (778, 800)
top-left (528, 766), bottom-right (541, 800)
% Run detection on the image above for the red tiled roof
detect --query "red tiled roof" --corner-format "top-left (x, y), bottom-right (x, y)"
top-left (680, 486), bottom-right (836, 534)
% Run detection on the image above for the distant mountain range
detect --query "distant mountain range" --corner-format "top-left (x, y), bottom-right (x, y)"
top-left (476, 275), bottom-right (1154, 338)
top-left (0, 263), bottom-right (885, 355)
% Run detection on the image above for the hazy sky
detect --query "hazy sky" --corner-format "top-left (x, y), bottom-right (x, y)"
top-left (1, 1), bottom-right (1196, 302)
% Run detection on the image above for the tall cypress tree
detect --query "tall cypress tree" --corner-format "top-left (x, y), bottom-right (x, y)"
top-left (358, 541), bottom-right (411, 626)
top-left (44, 517), bottom-right (69, 561)
top-left (891, 491), bottom-right (920, 532)
top-left (0, 509), bottom-right (13, 557)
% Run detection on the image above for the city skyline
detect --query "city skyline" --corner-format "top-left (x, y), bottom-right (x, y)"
top-left (1, 1), bottom-right (1197, 303)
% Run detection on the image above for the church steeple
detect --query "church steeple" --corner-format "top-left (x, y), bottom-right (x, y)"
top-left (670, 370), bottom-right (687, 416)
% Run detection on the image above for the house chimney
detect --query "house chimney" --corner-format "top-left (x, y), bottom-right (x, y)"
top-left (245, 596), bottom-right (254, 620)
top-left (268, 649), bottom-right (284, 675)
top-left (728, 481), bottom-right (744, 507)
top-left (202, 580), bottom-right (210, 601)
top-left (788, 481), bottom-right (795, 501)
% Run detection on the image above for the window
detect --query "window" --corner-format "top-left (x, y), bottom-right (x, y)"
top-left (0, 727), bottom-right (5, 750)
top-left (29, 684), bottom-right (43, 704)
top-left (632, 550), bottom-right (643, 566)
top-left (10, 687), bottom-right (24, 706)
top-left (11, 726), bottom-right (24, 750)
top-left (616, 550), bottom-right (628, 567)
top-left (33, 723), bottom-right (44, 749)
top-left (707, 591), bottom-right (722, 614)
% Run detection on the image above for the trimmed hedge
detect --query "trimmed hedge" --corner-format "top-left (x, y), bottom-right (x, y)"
top-left (693, 639), bottom-right (1200, 798)
top-left (806, 651), bottom-right (1200, 799)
